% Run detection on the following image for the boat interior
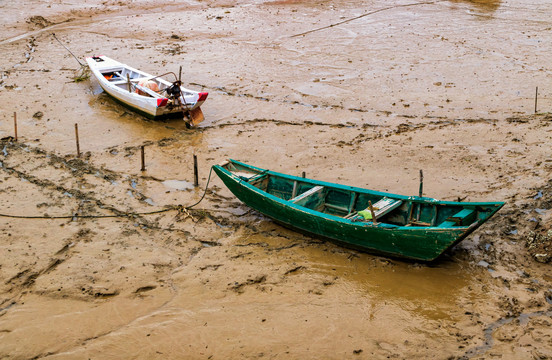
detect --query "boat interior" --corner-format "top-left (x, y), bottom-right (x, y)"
top-left (228, 165), bottom-right (493, 228)
top-left (99, 67), bottom-right (169, 96)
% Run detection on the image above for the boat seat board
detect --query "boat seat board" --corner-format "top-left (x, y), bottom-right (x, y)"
top-left (438, 209), bottom-right (475, 228)
top-left (345, 197), bottom-right (403, 220)
top-left (290, 186), bottom-right (324, 204)
top-left (233, 171), bottom-right (259, 180)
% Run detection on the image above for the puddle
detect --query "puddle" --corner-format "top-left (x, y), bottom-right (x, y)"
top-left (478, 260), bottom-right (490, 268)
top-left (162, 180), bottom-right (194, 191)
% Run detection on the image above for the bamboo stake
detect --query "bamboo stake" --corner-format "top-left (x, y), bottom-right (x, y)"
top-left (74, 123), bottom-right (80, 158)
top-left (13, 112), bottom-right (17, 142)
top-left (193, 154), bottom-right (199, 187)
top-left (127, 74), bottom-right (131, 93)
top-left (140, 145), bottom-right (145, 171)
top-left (419, 169), bottom-right (424, 198)
top-left (535, 86), bottom-right (538, 114)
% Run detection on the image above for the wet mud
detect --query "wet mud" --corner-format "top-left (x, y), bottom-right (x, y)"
top-left (1, 0), bottom-right (552, 358)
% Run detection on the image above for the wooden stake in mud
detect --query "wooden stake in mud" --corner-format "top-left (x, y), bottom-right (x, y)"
top-left (419, 169), bottom-right (424, 198)
top-left (535, 86), bottom-right (538, 114)
top-left (127, 74), bottom-right (132, 93)
top-left (193, 154), bottom-right (199, 187)
top-left (13, 112), bottom-right (17, 142)
top-left (140, 145), bottom-right (145, 171)
top-left (74, 123), bottom-right (81, 158)
top-left (368, 201), bottom-right (377, 225)
top-left (302, 171), bottom-right (306, 178)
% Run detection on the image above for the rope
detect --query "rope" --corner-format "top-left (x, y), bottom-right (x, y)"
top-left (290, 1), bottom-right (435, 38)
top-left (52, 33), bottom-right (84, 67)
top-left (0, 167), bottom-right (214, 220)
top-left (183, 166), bottom-right (213, 210)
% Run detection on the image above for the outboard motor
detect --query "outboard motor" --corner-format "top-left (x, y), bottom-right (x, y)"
top-left (167, 81), bottom-right (182, 98)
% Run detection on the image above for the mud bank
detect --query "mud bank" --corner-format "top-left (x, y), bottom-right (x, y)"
top-left (1, 0), bottom-right (552, 359)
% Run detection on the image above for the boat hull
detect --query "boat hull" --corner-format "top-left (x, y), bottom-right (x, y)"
top-left (213, 161), bottom-right (504, 261)
top-left (86, 55), bottom-right (207, 122)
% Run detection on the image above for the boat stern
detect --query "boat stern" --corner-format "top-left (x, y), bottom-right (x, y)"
top-left (182, 91), bottom-right (208, 110)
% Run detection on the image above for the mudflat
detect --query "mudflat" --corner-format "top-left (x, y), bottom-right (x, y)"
top-left (1, 0), bottom-right (551, 358)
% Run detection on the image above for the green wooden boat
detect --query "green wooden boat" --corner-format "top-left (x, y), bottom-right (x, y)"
top-left (212, 160), bottom-right (504, 261)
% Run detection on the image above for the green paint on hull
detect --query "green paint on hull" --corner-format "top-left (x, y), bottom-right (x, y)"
top-left (213, 160), bottom-right (504, 261)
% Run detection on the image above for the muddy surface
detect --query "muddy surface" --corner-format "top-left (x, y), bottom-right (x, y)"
top-left (1, 0), bottom-right (552, 359)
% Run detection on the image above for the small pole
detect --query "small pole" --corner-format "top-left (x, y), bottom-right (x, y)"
top-left (127, 74), bottom-right (131, 93)
top-left (179, 65), bottom-right (182, 82)
top-left (368, 201), bottom-right (377, 224)
top-left (140, 145), bottom-right (145, 171)
top-left (535, 86), bottom-right (538, 114)
top-left (193, 154), bottom-right (199, 187)
top-left (74, 123), bottom-right (81, 158)
top-left (301, 171), bottom-right (306, 178)
top-left (419, 169), bottom-right (424, 198)
top-left (13, 112), bottom-right (17, 142)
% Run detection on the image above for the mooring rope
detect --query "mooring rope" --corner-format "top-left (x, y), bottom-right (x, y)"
top-left (52, 33), bottom-right (84, 66)
top-left (0, 167), bottom-right (214, 220)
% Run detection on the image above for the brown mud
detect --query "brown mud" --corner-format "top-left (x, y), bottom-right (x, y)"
top-left (1, 0), bottom-right (552, 359)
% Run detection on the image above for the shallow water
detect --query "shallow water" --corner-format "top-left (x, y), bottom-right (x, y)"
top-left (1, 0), bottom-right (552, 358)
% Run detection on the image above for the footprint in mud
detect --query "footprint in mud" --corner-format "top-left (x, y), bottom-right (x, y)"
top-left (81, 287), bottom-right (120, 298)
top-left (134, 285), bottom-right (157, 294)
top-left (228, 275), bottom-right (267, 294)
top-left (283, 265), bottom-right (305, 275)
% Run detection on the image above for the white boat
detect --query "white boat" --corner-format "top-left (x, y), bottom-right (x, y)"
top-left (85, 55), bottom-right (208, 126)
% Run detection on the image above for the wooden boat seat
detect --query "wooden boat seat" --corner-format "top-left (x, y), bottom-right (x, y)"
top-left (438, 209), bottom-right (475, 227)
top-left (345, 197), bottom-right (402, 221)
top-left (233, 171), bottom-right (258, 180)
top-left (290, 186), bottom-right (324, 204)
